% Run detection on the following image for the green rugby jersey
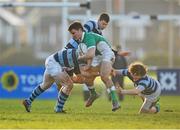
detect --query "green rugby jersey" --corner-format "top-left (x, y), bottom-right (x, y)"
top-left (81, 32), bottom-right (111, 49)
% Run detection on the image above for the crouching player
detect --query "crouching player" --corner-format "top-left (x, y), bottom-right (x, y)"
top-left (113, 62), bottom-right (161, 114)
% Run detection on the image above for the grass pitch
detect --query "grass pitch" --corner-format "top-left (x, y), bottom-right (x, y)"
top-left (0, 84), bottom-right (180, 129)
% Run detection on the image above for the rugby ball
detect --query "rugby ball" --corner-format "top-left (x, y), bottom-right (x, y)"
top-left (78, 43), bottom-right (88, 54)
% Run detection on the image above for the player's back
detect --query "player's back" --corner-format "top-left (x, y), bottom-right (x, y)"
top-left (137, 76), bottom-right (160, 95)
top-left (54, 49), bottom-right (78, 69)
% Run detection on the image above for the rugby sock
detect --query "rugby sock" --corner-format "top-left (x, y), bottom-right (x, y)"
top-left (155, 101), bottom-right (160, 113)
top-left (28, 85), bottom-right (45, 104)
top-left (88, 86), bottom-right (97, 96)
top-left (109, 86), bottom-right (118, 102)
top-left (56, 91), bottom-right (69, 112)
top-left (83, 85), bottom-right (90, 101)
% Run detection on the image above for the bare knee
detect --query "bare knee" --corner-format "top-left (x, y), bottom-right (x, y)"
top-left (62, 81), bottom-right (73, 95)
top-left (40, 82), bottom-right (52, 90)
top-left (139, 108), bottom-right (150, 114)
top-left (139, 107), bottom-right (157, 114)
top-left (100, 74), bottom-right (109, 82)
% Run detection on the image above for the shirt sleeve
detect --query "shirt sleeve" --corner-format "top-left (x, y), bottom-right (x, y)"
top-left (136, 85), bottom-right (145, 92)
top-left (65, 38), bottom-right (79, 49)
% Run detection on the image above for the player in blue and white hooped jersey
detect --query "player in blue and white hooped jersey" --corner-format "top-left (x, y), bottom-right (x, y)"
top-left (22, 49), bottom-right (87, 113)
top-left (113, 62), bottom-right (161, 114)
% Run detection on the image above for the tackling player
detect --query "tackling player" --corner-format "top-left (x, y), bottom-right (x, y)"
top-left (113, 62), bottom-right (161, 114)
top-left (22, 48), bottom-right (98, 113)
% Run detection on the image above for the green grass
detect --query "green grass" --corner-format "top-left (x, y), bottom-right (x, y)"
top-left (0, 83), bottom-right (180, 129)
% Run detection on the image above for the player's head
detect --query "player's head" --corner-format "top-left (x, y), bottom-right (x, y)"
top-left (98, 13), bottom-right (110, 30)
top-left (128, 62), bottom-right (147, 81)
top-left (68, 21), bottom-right (84, 41)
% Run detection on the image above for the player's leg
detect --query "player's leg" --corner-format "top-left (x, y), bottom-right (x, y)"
top-left (100, 60), bottom-right (120, 111)
top-left (148, 97), bottom-right (160, 113)
top-left (97, 41), bottom-right (120, 111)
top-left (23, 73), bottom-right (54, 112)
top-left (80, 65), bottom-right (99, 102)
top-left (22, 55), bottom-right (57, 112)
top-left (139, 87), bottom-right (161, 114)
top-left (54, 71), bottom-right (74, 113)
top-left (139, 98), bottom-right (151, 113)
top-left (115, 76), bottom-right (124, 101)
top-left (139, 97), bottom-right (160, 114)
top-left (84, 76), bottom-right (100, 107)
top-left (82, 84), bottom-right (90, 101)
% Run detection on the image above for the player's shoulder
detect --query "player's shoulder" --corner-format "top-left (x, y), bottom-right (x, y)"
top-left (85, 20), bottom-right (96, 25)
top-left (138, 76), bottom-right (149, 84)
top-left (84, 20), bottom-right (98, 29)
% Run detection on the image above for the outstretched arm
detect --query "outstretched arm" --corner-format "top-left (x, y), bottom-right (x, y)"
top-left (120, 88), bottom-right (141, 95)
top-left (112, 49), bottom-right (131, 56)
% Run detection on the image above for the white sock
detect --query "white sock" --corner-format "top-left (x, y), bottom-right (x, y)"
top-left (110, 86), bottom-right (116, 91)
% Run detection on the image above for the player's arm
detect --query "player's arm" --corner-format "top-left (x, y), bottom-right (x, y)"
top-left (120, 88), bottom-right (142, 95)
top-left (80, 65), bottom-right (99, 77)
top-left (112, 69), bottom-right (125, 77)
top-left (72, 74), bottom-right (85, 84)
top-left (83, 58), bottom-right (93, 70)
top-left (78, 47), bottom-right (96, 60)
top-left (120, 84), bottom-right (145, 95)
top-left (112, 49), bottom-right (131, 56)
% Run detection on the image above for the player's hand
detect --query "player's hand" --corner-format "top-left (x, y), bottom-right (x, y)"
top-left (111, 69), bottom-right (116, 76)
top-left (79, 51), bottom-right (84, 56)
top-left (72, 75), bottom-right (85, 84)
top-left (116, 87), bottom-right (123, 93)
top-left (83, 65), bottom-right (91, 71)
top-left (118, 51), bottom-right (131, 56)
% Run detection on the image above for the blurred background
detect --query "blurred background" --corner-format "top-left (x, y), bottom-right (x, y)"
top-left (0, 0), bottom-right (180, 98)
top-left (0, 0), bottom-right (180, 67)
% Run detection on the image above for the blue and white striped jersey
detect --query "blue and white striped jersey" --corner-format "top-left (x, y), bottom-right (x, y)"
top-left (53, 49), bottom-right (80, 75)
top-left (84, 20), bottom-right (102, 35)
top-left (119, 69), bottom-right (160, 95)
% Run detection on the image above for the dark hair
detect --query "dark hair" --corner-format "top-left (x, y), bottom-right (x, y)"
top-left (68, 21), bottom-right (84, 32)
top-left (128, 62), bottom-right (147, 77)
top-left (99, 13), bottom-right (110, 23)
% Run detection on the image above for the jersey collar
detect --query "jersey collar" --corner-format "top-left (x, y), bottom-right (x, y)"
top-left (80, 32), bottom-right (85, 42)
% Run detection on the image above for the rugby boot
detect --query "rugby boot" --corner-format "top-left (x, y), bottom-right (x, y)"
top-left (85, 93), bottom-right (100, 107)
top-left (22, 99), bottom-right (31, 112)
top-left (112, 101), bottom-right (120, 112)
top-left (155, 99), bottom-right (160, 113)
top-left (54, 106), bottom-right (67, 114)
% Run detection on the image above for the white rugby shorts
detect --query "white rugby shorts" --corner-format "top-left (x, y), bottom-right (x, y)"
top-left (139, 83), bottom-right (161, 110)
top-left (91, 41), bottom-right (115, 67)
top-left (44, 55), bottom-right (62, 77)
